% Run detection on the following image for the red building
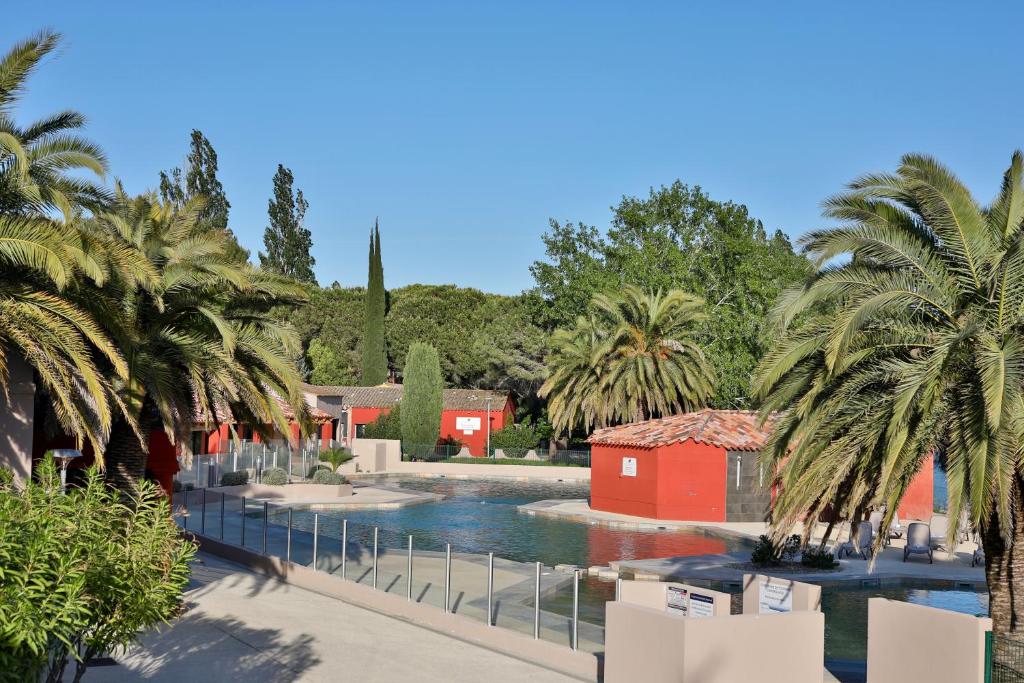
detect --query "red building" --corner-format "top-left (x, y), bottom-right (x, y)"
top-left (589, 409), bottom-right (935, 523)
top-left (301, 383), bottom-right (513, 456)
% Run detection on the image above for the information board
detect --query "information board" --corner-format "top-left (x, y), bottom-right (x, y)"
top-left (666, 586), bottom-right (688, 615)
top-left (688, 592), bottom-right (716, 618)
top-left (758, 580), bottom-right (794, 614)
top-left (455, 416), bottom-right (481, 434)
top-left (621, 456), bottom-right (637, 477)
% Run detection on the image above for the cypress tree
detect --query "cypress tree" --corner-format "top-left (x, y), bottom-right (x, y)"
top-left (400, 342), bottom-right (443, 456)
top-left (361, 220), bottom-right (387, 384)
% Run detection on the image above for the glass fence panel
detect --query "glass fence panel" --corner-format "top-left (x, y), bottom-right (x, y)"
top-left (409, 546), bottom-right (445, 609)
top-left (447, 548), bottom-right (490, 624)
top-left (537, 566), bottom-right (574, 650)
top-left (490, 557), bottom-right (545, 640)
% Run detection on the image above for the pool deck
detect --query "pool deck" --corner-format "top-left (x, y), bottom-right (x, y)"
top-left (523, 499), bottom-right (986, 587)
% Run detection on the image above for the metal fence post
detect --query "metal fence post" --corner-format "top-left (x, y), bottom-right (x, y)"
top-left (487, 552), bottom-right (494, 626)
top-left (262, 501), bottom-right (269, 554)
top-left (533, 562), bottom-right (541, 639)
top-left (219, 492), bottom-right (225, 539)
top-left (312, 513), bottom-right (320, 570)
top-left (615, 577), bottom-right (622, 601)
top-left (372, 527), bottom-right (379, 588)
top-left (572, 570), bottom-right (580, 651)
top-left (200, 488), bottom-right (207, 534)
top-left (341, 519), bottom-right (348, 580)
top-left (240, 496), bottom-right (246, 547)
top-left (407, 535), bottom-right (413, 600)
top-left (286, 508), bottom-right (293, 563)
top-left (183, 489), bottom-right (190, 530)
top-left (444, 544), bottom-right (452, 613)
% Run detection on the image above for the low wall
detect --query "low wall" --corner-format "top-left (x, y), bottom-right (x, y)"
top-left (741, 573), bottom-right (821, 615)
top-left (867, 598), bottom-right (991, 683)
top-left (385, 461), bottom-right (591, 480)
top-left (215, 483), bottom-right (353, 500)
top-left (188, 533), bottom-right (597, 681)
top-left (618, 580), bottom-right (731, 617)
top-left (604, 601), bottom-right (824, 682)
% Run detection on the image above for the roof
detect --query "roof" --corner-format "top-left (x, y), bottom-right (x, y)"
top-left (587, 409), bottom-right (775, 451)
top-left (301, 382), bottom-right (510, 411)
top-left (194, 393), bottom-right (333, 425)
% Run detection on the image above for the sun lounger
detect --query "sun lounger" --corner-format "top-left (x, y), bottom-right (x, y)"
top-left (929, 514), bottom-right (948, 550)
top-left (838, 520), bottom-right (874, 559)
top-left (904, 522), bottom-right (933, 563)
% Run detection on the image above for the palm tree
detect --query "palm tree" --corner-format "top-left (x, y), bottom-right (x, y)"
top-left (0, 31), bottom-right (110, 218)
top-left (541, 285), bottom-right (714, 435)
top-left (92, 190), bottom-right (311, 492)
top-left (754, 152), bottom-right (1024, 636)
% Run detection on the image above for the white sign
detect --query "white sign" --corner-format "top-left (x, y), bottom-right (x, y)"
top-left (621, 457), bottom-right (637, 477)
top-left (688, 592), bottom-right (716, 618)
top-left (666, 586), bottom-right (688, 616)
top-left (758, 580), bottom-right (794, 615)
top-left (455, 417), bottom-right (481, 435)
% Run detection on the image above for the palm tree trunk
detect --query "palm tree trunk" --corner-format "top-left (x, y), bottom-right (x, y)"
top-left (104, 418), bottom-right (148, 494)
top-left (984, 477), bottom-right (1024, 636)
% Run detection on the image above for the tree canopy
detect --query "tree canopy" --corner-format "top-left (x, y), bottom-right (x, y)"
top-left (530, 181), bottom-right (811, 407)
top-left (400, 342), bottom-right (443, 454)
top-left (259, 164), bottom-right (316, 283)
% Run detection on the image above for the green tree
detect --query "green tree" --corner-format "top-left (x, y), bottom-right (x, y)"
top-left (541, 286), bottom-right (713, 434)
top-left (294, 285), bottom-right (365, 385)
top-left (362, 222), bottom-right (387, 384)
top-left (400, 342), bottom-right (443, 455)
top-left (363, 404), bottom-right (401, 440)
top-left (0, 461), bottom-right (195, 682)
top-left (754, 152), bottom-right (1024, 637)
top-left (93, 190), bottom-right (310, 492)
top-left (259, 164), bottom-right (315, 283)
top-left (159, 129), bottom-right (248, 261)
top-left (531, 182), bottom-right (810, 407)
top-left (307, 337), bottom-right (353, 385)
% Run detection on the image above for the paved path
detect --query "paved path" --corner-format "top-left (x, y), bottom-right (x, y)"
top-left (96, 553), bottom-right (579, 683)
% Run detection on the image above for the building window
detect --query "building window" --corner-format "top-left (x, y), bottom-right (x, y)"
top-left (355, 423), bottom-right (366, 438)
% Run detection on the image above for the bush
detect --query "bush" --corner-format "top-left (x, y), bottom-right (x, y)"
top-left (801, 546), bottom-right (839, 569)
top-left (311, 469), bottom-right (349, 485)
top-left (261, 467), bottom-right (288, 485)
top-left (319, 447), bottom-right (353, 471)
top-left (0, 459), bottom-right (196, 682)
top-left (750, 534), bottom-right (801, 566)
top-left (489, 421), bottom-right (541, 456)
top-left (363, 405), bottom-right (401, 440)
top-left (220, 470), bottom-right (249, 486)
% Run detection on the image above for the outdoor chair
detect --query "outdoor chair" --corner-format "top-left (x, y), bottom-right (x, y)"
top-left (929, 514), bottom-right (949, 550)
top-left (838, 521), bottom-right (873, 559)
top-left (888, 512), bottom-right (904, 540)
top-left (904, 522), bottom-right (933, 563)
top-left (868, 510), bottom-right (900, 546)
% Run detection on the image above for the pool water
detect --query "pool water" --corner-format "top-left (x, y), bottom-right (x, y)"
top-left (279, 476), bottom-right (988, 662)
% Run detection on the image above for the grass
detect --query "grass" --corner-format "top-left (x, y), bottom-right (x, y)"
top-left (442, 457), bottom-right (588, 467)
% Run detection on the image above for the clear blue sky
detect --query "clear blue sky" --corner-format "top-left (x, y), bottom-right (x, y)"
top-left (6, 2), bottom-right (1022, 294)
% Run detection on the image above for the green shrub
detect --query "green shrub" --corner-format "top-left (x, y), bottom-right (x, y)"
top-left (750, 534), bottom-right (801, 566)
top-left (489, 421), bottom-right (541, 456)
top-left (0, 459), bottom-right (195, 682)
top-left (363, 405), bottom-right (401, 440)
top-left (400, 343), bottom-right (443, 454)
top-left (311, 470), bottom-right (349, 485)
top-left (319, 447), bottom-right (353, 471)
top-left (800, 546), bottom-right (839, 569)
top-left (261, 467), bottom-right (288, 485)
top-left (220, 470), bottom-right (249, 486)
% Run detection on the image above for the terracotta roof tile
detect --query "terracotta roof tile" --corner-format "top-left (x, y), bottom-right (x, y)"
top-left (300, 383), bottom-right (509, 411)
top-left (193, 394), bottom-right (333, 425)
top-left (587, 409), bottom-right (775, 451)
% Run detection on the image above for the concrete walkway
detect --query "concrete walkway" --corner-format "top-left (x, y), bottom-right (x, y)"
top-left (98, 553), bottom-right (579, 682)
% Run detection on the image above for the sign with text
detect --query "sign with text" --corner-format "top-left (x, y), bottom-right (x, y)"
top-left (666, 586), bottom-right (688, 615)
top-left (688, 592), bottom-right (716, 618)
top-left (621, 456), bottom-right (637, 477)
top-left (455, 416), bottom-right (481, 435)
top-left (758, 580), bottom-right (794, 614)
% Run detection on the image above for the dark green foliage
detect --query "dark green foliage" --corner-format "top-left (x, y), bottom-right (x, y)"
top-left (261, 467), bottom-right (288, 485)
top-left (159, 129), bottom-right (248, 261)
top-left (307, 338), bottom-right (351, 385)
top-left (362, 222), bottom-right (388, 384)
top-left (219, 470), bottom-right (249, 486)
top-left (0, 461), bottom-right (195, 682)
top-left (801, 546), bottom-right (839, 569)
top-left (489, 421), bottom-right (541, 456)
top-left (750, 534), bottom-right (801, 566)
top-left (530, 181), bottom-right (811, 408)
top-left (293, 286), bottom-right (365, 385)
top-left (400, 342), bottom-right (443, 457)
top-left (259, 164), bottom-right (316, 284)
top-left (363, 405), bottom-right (401, 440)
top-left (311, 469), bottom-right (349, 485)
top-left (318, 447), bottom-right (353, 471)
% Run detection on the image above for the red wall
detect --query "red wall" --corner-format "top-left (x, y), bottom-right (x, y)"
top-left (351, 400), bottom-right (514, 456)
top-left (898, 452), bottom-right (935, 521)
top-left (590, 440), bottom-right (728, 521)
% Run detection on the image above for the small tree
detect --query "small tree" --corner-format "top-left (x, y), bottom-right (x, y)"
top-left (363, 405), bottom-right (401, 440)
top-left (0, 460), bottom-right (195, 682)
top-left (400, 342), bottom-right (443, 458)
top-left (362, 222), bottom-right (388, 384)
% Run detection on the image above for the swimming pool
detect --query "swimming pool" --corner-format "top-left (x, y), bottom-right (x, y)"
top-left (275, 475), bottom-right (987, 662)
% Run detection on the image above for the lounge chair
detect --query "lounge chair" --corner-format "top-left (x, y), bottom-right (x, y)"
top-left (868, 510), bottom-right (901, 546)
top-left (929, 514), bottom-right (949, 550)
top-left (838, 521), bottom-right (874, 559)
top-left (904, 522), bottom-right (933, 563)
top-left (888, 512), bottom-right (904, 540)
